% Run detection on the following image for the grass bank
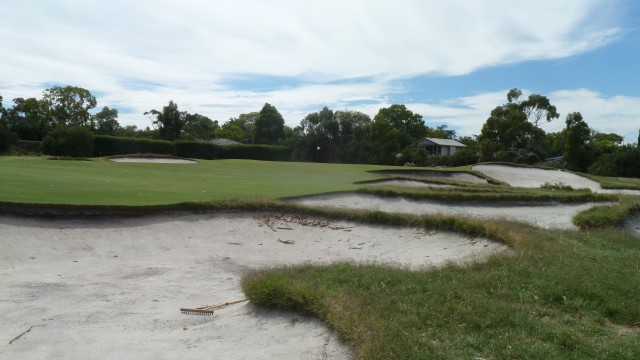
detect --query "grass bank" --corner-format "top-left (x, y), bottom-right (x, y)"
top-left (243, 217), bottom-right (640, 359)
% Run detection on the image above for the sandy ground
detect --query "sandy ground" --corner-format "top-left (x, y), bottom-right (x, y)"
top-left (472, 165), bottom-right (640, 195)
top-left (109, 157), bottom-right (196, 164)
top-left (371, 170), bottom-right (487, 184)
top-left (0, 213), bottom-right (505, 360)
top-left (364, 180), bottom-right (454, 188)
top-left (295, 193), bottom-right (605, 229)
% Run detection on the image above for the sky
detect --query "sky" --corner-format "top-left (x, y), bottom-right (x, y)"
top-left (1, 0), bottom-right (639, 142)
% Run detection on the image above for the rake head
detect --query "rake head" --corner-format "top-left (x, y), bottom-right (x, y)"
top-left (180, 308), bottom-right (215, 315)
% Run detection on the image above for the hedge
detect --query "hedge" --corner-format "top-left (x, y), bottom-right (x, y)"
top-left (94, 136), bottom-right (176, 156)
top-left (175, 141), bottom-right (290, 161)
top-left (93, 136), bottom-right (291, 161)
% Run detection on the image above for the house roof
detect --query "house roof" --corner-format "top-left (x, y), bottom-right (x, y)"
top-left (418, 138), bottom-right (466, 147)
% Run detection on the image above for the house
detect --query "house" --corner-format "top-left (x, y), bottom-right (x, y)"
top-left (417, 138), bottom-right (466, 156)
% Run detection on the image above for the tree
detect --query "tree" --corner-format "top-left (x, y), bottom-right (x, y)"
top-left (215, 112), bottom-right (258, 143)
top-left (42, 86), bottom-right (97, 127)
top-left (335, 110), bottom-right (371, 163)
top-left (564, 112), bottom-right (593, 172)
top-left (182, 113), bottom-right (218, 141)
top-left (42, 126), bottom-right (95, 157)
top-left (374, 104), bottom-right (426, 140)
top-left (591, 132), bottom-right (623, 155)
top-left (0, 95), bottom-right (6, 120)
top-left (145, 100), bottom-right (185, 141)
top-left (6, 97), bottom-right (52, 140)
top-left (478, 89), bottom-right (552, 161)
top-left (93, 106), bottom-right (120, 135)
top-left (254, 103), bottom-right (284, 144)
top-left (426, 124), bottom-right (456, 139)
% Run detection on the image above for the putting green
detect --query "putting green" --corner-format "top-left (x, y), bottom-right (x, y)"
top-left (0, 156), bottom-right (386, 205)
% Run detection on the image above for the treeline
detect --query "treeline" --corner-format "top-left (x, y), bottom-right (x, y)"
top-left (1, 86), bottom-right (639, 177)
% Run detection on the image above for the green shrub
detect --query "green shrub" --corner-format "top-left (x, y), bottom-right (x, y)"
top-left (449, 148), bottom-right (479, 166)
top-left (0, 127), bottom-right (18, 152)
top-left (94, 135), bottom-right (175, 156)
top-left (175, 141), bottom-right (291, 161)
top-left (588, 148), bottom-right (640, 178)
top-left (15, 140), bottom-right (42, 154)
top-left (42, 126), bottom-right (94, 157)
top-left (174, 141), bottom-right (221, 159)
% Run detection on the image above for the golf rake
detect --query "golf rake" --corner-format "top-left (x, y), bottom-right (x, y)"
top-left (180, 298), bottom-right (248, 315)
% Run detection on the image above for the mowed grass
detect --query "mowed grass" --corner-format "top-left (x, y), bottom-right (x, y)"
top-left (0, 156), bottom-right (386, 205)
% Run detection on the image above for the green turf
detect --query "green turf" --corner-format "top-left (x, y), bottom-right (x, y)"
top-left (0, 156), bottom-right (387, 205)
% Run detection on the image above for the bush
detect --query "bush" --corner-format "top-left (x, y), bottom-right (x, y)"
top-left (94, 135), bottom-right (176, 157)
top-left (0, 127), bottom-right (18, 152)
top-left (588, 148), bottom-right (640, 178)
top-left (175, 141), bottom-right (291, 161)
top-left (15, 140), bottom-right (42, 154)
top-left (448, 148), bottom-right (479, 166)
top-left (42, 126), bottom-right (94, 157)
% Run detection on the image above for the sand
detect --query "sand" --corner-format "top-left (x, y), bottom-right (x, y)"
top-left (472, 164), bottom-right (640, 195)
top-left (0, 213), bottom-right (505, 360)
top-left (370, 170), bottom-right (487, 184)
top-left (294, 193), bottom-right (605, 229)
top-left (109, 157), bottom-right (196, 164)
top-left (363, 180), bottom-right (454, 188)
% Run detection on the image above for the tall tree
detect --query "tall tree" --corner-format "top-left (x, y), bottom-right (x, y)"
top-left (182, 113), bottom-right (218, 141)
top-left (216, 112), bottom-right (258, 143)
top-left (374, 104), bottom-right (426, 140)
top-left (93, 106), bottom-right (120, 135)
top-left (478, 89), bottom-right (551, 161)
top-left (426, 124), bottom-right (457, 139)
top-left (254, 103), bottom-right (284, 144)
top-left (0, 95), bottom-right (5, 120)
top-left (42, 86), bottom-right (97, 127)
top-left (564, 112), bottom-right (593, 172)
top-left (6, 97), bottom-right (52, 140)
top-left (145, 100), bottom-right (184, 141)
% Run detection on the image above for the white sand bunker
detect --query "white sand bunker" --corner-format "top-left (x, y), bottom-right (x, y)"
top-left (110, 157), bottom-right (196, 164)
top-left (295, 193), bottom-right (604, 229)
top-left (0, 213), bottom-right (505, 360)
top-left (371, 170), bottom-right (487, 184)
top-left (473, 164), bottom-right (640, 195)
top-left (364, 180), bottom-right (454, 188)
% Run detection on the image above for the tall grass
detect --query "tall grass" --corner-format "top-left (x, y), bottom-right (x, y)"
top-left (243, 217), bottom-right (640, 359)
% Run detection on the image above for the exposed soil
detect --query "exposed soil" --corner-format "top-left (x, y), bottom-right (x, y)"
top-left (0, 213), bottom-right (505, 359)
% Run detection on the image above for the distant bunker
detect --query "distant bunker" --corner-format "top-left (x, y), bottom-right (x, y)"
top-left (370, 169), bottom-right (487, 184)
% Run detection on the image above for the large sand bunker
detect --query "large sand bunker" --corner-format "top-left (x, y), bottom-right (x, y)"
top-left (294, 193), bottom-right (604, 229)
top-left (472, 164), bottom-right (640, 195)
top-left (1, 213), bottom-right (504, 360)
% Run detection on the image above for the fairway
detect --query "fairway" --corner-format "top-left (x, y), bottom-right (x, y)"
top-left (0, 157), bottom-right (385, 205)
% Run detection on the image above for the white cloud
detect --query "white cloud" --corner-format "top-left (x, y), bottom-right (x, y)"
top-left (1, 0), bottom-right (632, 142)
